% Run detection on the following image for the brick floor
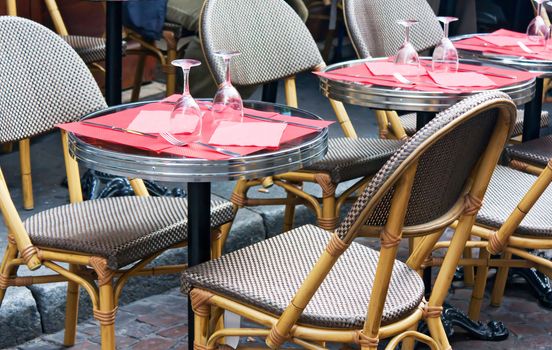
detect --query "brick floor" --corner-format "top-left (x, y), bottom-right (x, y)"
top-left (10, 276), bottom-right (552, 350)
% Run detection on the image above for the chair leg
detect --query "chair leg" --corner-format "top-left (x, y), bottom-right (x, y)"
top-left (19, 138), bottom-right (33, 210)
top-left (163, 30), bottom-right (177, 96)
top-left (468, 249), bottom-right (489, 321)
top-left (63, 264), bottom-right (81, 346)
top-left (130, 51), bottom-right (147, 102)
top-left (400, 323), bottom-right (417, 350)
top-left (0, 237), bottom-right (19, 307)
top-left (490, 251), bottom-right (512, 307)
top-left (283, 191), bottom-right (297, 232)
top-left (463, 246), bottom-right (475, 287)
top-left (0, 142), bottom-right (13, 154)
top-left (98, 281), bottom-right (116, 350)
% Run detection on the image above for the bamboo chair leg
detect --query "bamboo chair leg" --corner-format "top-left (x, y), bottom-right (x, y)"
top-left (468, 248), bottom-right (489, 321)
top-left (99, 282), bottom-right (116, 350)
top-left (463, 246), bottom-right (475, 287)
top-left (320, 192), bottom-right (338, 230)
top-left (400, 323), bottom-right (417, 350)
top-left (131, 51), bottom-right (147, 102)
top-left (283, 191), bottom-right (297, 232)
top-left (490, 251), bottom-right (512, 307)
top-left (63, 264), bottom-right (81, 346)
top-left (375, 110), bottom-right (389, 139)
top-left (164, 31), bottom-right (177, 96)
top-left (0, 238), bottom-right (19, 307)
top-left (19, 138), bottom-right (33, 210)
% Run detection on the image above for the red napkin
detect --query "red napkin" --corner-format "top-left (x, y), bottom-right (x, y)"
top-left (128, 110), bottom-right (200, 134)
top-left (209, 121), bottom-right (287, 147)
top-left (475, 35), bottom-right (542, 47)
top-left (428, 71), bottom-right (497, 87)
top-left (365, 61), bottom-right (426, 76)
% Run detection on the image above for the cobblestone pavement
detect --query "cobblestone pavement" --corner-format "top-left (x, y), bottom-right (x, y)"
top-left (10, 276), bottom-right (552, 350)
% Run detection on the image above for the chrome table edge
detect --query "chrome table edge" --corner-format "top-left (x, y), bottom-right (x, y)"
top-left (319, 57), bottom-right (536, 111)
top-left (69, 100), bottom-right (329, 183)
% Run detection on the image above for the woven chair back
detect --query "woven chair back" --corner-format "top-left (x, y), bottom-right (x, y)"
top-left (336, 91), bottom-right (517, 241)
top-left (200, 0), bottom-right (323, 86)
top-left (0, 16), bottom-right (106, 143)
top-left (343, 0), bottom-right (443, 58)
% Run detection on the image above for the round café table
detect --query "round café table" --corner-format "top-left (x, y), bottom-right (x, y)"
top-left (453, 33), bottom-right (552, 142)
top-left (318, 57), bottom-right (536, 342)
top-left (69, 100), bottom-right (328, 350)
top-left (320, 57), bottom-right (536, 130)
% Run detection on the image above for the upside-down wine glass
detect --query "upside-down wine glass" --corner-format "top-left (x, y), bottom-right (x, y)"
top-left (432, 16), bottom-right (459, 72)
top-left (213, 50), bottom-right (243, 123)
top-left (395, 19), bottom-right (420, 66)
top-left (170, 59), bottom-right (203, 139)
top-left (527, 0), bottom-right (549, 45)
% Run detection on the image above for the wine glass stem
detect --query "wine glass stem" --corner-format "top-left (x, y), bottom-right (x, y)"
top-left (537, 3), bottom-right (542, 18)
top-left (181, 68), bottom-right (191, 96)
top-left (224, 57), bottom-right (231, 84)
top-left (444, 22), bottom-right (449, 39)
top-left (404, 26), bottom-right (411, 45)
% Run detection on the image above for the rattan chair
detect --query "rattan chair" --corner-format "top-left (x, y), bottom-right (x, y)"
top-left (505, 135), bottom-right (552, 175)
top-left (342, 0), bottom-right (549, 140)
top-left (0, 16), bottom-right (234, 349)
top-left (182, 91), bottom-right (517, 350)
top-left (200, 0), bottom-right (405, 233)
top-left (3, 0), bottom-right (126, 209)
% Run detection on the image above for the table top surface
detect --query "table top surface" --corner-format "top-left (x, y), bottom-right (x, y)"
top-left (69, 100), bottom-right (328, 183)
top-left (453, 33), bottom-right (552, 76)
top-left (319, 57), bottom-right (535, 112)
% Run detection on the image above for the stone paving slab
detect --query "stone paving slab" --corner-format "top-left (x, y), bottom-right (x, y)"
top-left (10, 277), bottom-right (552, 350)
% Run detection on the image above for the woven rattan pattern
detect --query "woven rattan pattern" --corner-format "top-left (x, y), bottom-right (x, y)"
top-left (506, 134), bottom-right (552, 167)
top-left (305, 138), bottom-right (404, 183)
top-left (336, 91), bottom-right (514, 238)
top-left (343, 0), bottom-right (443, 58)
top-left (25, 197), bottom-right (234, 269)
top-left (401, 110), bottom-right (549, 137)
top-left (477, 166), bottom-right (552, 237)
top-left (182, 225), bottom-right (424, 328)
top-left (61, 35), bottom-right (126, 64)
top-left (200, 0), bottom-right (323, 86)
top-left (0, 17), bottom-right (106, 143)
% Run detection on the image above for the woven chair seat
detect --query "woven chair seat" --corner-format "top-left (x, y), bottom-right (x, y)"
top-left (24, 196), bottom-right (234, 269)
top-left (400, 110), bottom-right (549, 137)
top-left (305, 138), bottom-right (404, 183)
top-left (61, 35), bottom-right (126, 64)
top-left (477, 166), bottom-right (552, 237)
top-left (182, 224), bottom-right (425, 328)
top-left (506, 134), bottom-right (552, 167)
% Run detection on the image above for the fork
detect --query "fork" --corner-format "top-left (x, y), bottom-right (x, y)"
top-left (159, 132), bottom-right (241, 157)
top-left (392, 72), bottom-right (462, 91)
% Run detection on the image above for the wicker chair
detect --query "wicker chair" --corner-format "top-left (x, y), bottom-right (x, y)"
top-left (3, 0), bottom-right (126, 209)
top-left (505, 135), bottom-right (552, 175)
top-left (182, 91), bottom-right (517, 350)
top-left (200, 0), bottom-right (405, 233)
top-left (342, 0), bottom-right (549, 140)
top-left (0, 16), bottom-right (234, 349)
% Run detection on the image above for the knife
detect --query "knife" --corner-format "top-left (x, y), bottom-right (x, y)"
top-left (244, 114), bottom-right (323, 130)
top-left (82, 121), bottom-right (157, 138)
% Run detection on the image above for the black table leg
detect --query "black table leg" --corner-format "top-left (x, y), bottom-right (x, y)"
top-left (105, 1), bottom-right (123, 106)
top-left (187, 182), bottom-right (212, 350)
top-left (416, 111), bottom-right (436, 130)
top-left (261, 81), bottom-right (279, 103)
top-left (522, 77), bottom-right (544, 142)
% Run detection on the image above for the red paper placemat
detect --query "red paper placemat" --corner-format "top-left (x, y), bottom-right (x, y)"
top-left (57, 99), bottom-right (333, 160)
top-left (315, 58), bottom-right (538, 93)
top-left (455, 29), bottom-right (552, 60)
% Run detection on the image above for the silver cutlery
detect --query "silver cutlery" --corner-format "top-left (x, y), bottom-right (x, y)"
top-left (392, 72), bottom-right (462, 91)
top-left (82, 121), bottom-right (157, 138)
top-left (159, 132), bottom-right (241, 157)
top-left (244, 113), bottom-right (323, 130)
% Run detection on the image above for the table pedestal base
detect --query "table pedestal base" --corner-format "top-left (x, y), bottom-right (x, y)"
top-left (80, 170), bottom-right (186, 199)
top-left (510, 267), bottom-right (552, 309)
top-left (418, 303), bottom-right (509, 341)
